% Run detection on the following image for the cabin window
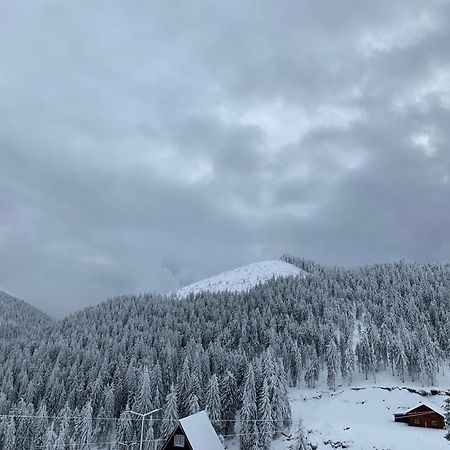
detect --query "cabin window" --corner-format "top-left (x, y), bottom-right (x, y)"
top-left (414, 419), bottom-right (420, 425)
top-left (174, 434), bottom-right (185, 447)
top-left (431, 421), bottom-right (437, 427)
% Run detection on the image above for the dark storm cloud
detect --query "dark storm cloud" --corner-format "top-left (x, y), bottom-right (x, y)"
top-left (0, 0), bottom-right (449, 315)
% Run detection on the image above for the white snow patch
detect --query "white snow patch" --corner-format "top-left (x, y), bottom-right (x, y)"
top-left (225, 370), bottom-right (450, 450)
top-left (175, 260), bottom-right (306, 297)
top-left (287, 387), bottom-right (448, 450)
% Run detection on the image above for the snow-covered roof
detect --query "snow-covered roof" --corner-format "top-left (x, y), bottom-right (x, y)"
top-left (179, 411), bottom-right (224, 450)
top-left (404, 401), bottom-right (446, 418)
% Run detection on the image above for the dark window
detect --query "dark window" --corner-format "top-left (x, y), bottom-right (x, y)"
top-left (431, 421), bottom-right (437, 427)
top-left (414, 419), bottom-right (420, 425)
top-left (174, 434), bottom-right (185, 447)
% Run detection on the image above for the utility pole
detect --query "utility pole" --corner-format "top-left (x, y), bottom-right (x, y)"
top-left (126, 408), bottom-right (161, 450)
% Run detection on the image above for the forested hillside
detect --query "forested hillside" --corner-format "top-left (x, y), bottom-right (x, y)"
top-left (0, 258), bottom-right (449, 449)
top-left (0, 291), bottom-right (52, 339)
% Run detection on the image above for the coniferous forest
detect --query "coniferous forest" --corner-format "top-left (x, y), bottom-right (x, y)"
top-left (0, 257), bottom-right (449, 449)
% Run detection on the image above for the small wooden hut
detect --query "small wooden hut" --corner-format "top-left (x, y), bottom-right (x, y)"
top-left (393, 402), bottom-right (445, 429)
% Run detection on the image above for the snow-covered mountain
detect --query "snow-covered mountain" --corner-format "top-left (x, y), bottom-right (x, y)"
top-left (0, 290), bottom-right (52, 338)
top-left (175, 259), bottom-right (306, 297)
top-left (1, 258), bottom-right (449, 450)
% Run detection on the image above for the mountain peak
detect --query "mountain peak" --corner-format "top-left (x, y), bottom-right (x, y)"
top-left (175, 259), bottom-right (306, 297)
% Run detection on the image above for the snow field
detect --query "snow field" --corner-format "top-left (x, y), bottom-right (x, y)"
top-left (175, 260), bottom-right (306, 297)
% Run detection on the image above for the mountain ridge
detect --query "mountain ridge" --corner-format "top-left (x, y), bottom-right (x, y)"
top-left (0, 290), bottom-right (52, 338)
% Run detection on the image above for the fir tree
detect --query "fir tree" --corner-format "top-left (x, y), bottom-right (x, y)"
top-left (176, 358), bottom-right (192, 418)
top-left (117, 406), bottom-right (134, 448)
top-left (444, 397), bottom-right (450, 441)
top-left (143, 418), bottom-right (155, 450)
top-left (3, 418), bottom-right (15, 450)
top-left (240, 363), bottom-right (258, 450)
top-left (54, 423), bottom-right (67, 450)
top-left (258, 378), bottom-right (273, 449)
top-left (188, 392), bottom-right (200, 415)
top-left (32, 402), bottom-right (48, 450)
top-left (326, 340), bottom-right (339, 391)
top-left (161, 383), bottom-right (178, 438)
top-left (205, 374), bottom-right (221, 431)
top-left (80, 400), bottom-right (93, 450)
top-left (44, 423), bottom-right (56, 450)
top-left (220, 370), bottom-right (238, 434)
top-left (150, 363), bottom-right (163, 409)
top-left (134, 366), bottom-right (154, 414)
top-left (293, 420), bottom-right (309, 450)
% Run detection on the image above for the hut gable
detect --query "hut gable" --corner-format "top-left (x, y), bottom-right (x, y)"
top-left (393, 402), bottom-right (445, 429)
top-left (161, 411), bottom-right (224, 450)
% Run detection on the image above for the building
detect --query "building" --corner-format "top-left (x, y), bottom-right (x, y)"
top-left (161, 410), bottom-right (224, 450)
top-left (393, 402), bottom-right (445, 429)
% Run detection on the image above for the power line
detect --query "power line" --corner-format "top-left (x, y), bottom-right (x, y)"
top-left (31, 431), bottom-right (262, 449)
top-left (0, 413), bottom-right (283, 422)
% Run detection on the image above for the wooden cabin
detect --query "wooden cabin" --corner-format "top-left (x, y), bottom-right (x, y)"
top-left (161, 410), bottom-right (224, 450)
top-left (394, 402), bottom-right (445, 429)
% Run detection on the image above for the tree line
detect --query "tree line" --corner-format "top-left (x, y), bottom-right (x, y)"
top-left (0, 258), bottom-right (449, 448)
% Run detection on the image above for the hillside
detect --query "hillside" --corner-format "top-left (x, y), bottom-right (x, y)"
top-left (289, 384), bottom-right (448, 450)
top-left (175, 260), bottom-right (306, 297)
top-left (0, 290), bottom-right (52, 339)
top-left (0, 258), bottom-right (449, 449)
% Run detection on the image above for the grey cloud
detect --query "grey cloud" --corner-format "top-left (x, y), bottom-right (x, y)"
top-left (0, 0), bottom-right (449, 315)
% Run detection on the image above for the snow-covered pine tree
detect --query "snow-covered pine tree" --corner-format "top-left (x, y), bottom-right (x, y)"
top-left (104, 384), bottom-right (115, 418)
top-left (205, 374), bottom-right (221, 431)
top-left (150, 363), bottom-right (163, 409)
top-left (117, 406), bottom-right (134, 448)
top-left (32, 402), bottom-right (48, 449)
top-left (394, 337), bottom-right (408, 383)
top-left (134, 366), bottom-right (154, 414)
top-left (58, 402), bottom-right (72, 446)
top-left (258, 377), bottom-right (273, 449)
top-left (44, 423), bottom-right (56, 450)
top-left (14, 398), bottom-right (34, 449)
top-left (94, 406), bottom-right (108, 445)
top-left (176, 358), bottom-right (192, 418)
top-left (304, 347), bottom-right (320, 389)
top-left (326, 339), bottom-right (339, 391)
top-left (220, 370), bottom-right (238, 434)
top-left (143, 418), bottom-right (155, 450)
top-left (80, 400), bottom-right (93, 450)
top-left (72, 406), bottom-right (82, 444)
top-left (160, 383), bottom-right (178, 438)
top-left (103, 386), bottom-right (115, 448)
top-left (240, 362), bottom-right (258, 450)
top-left (292, 420), bottom-right (309, 450)
top-left (188, 392), bottom-right (200, 415)
top-left (444, 397), bottom-right (450, 441)
top-left (3, 418), bottom-right (15, 450)
top-left (54, 423), bottom-right (67, 450)
top-left (270, 361), bottom-right (292, 434)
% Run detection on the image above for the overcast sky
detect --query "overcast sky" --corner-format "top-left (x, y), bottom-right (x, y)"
top-left (1, 0), bottom-right (449, 316)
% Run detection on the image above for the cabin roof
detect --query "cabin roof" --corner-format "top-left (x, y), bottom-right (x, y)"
top-left (179, 410), bottom-right (224, 450)
top-left (402, 402), bottom-right (445, 418)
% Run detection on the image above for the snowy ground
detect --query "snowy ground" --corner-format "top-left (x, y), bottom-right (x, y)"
top-left (175, 260), bottom-right (306, 297)
top-left (226, 370), bottom-right (450, 450)
top-left (287, 387), bottom-right (448, 450)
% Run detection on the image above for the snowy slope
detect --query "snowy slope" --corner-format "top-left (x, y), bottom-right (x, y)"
top-left (175, 260), bottom-right (306, 297)
top-left (286, 385), bottom-right (448, 450)
top-left (0, 291), bottom-right (52, 338)
top-left (270, 369), bottom-right (450, 450)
